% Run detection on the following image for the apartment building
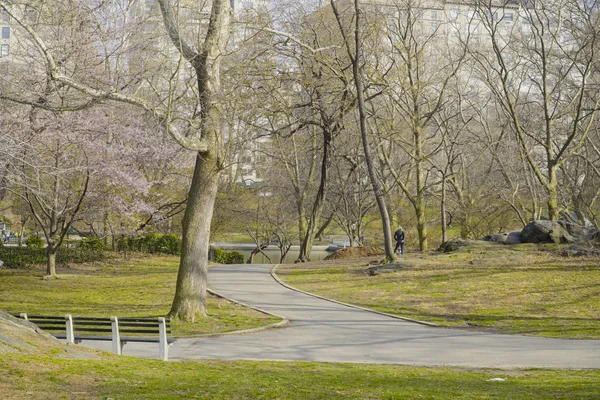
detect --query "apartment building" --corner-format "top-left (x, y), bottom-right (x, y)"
top-left (0, 1), bottom-right (11, 60)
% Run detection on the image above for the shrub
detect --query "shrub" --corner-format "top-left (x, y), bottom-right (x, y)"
top-left (0, 246), bottom-right (105, 268)
top-left (117, 233), bottom-right (182, 255)
top-left (26, 235), bottom-right (44, 249)
top-left (225, 251), bottom-right (245, 264)
top-left (154, 234), bottom-right (181, 255)
top-left (213, 248), bottom-right (245, 264)
top-left (116, 236), bottom-right (129, 252)
top-left (78, 237), bottom-right (106, 250)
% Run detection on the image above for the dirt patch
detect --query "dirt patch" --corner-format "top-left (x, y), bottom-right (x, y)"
top-left (324, 246), bottom-right (385, 260)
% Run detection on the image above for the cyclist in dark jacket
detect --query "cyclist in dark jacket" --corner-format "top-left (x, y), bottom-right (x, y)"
top-left (393, 227), bottom-right (405, 255)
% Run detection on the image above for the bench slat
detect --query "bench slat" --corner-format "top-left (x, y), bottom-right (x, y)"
top-left (13, 313), bottom-right (175, 360)
top-left (73, 328), bottom-right (114, 333)
top-left (120, 317), bottom-right (171, 323)
top-left (29, 325), bottom-right (66, 331)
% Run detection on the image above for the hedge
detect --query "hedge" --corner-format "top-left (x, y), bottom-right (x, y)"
top-left (117, 233), bottom-right (181, 255)
top-left (0, 246), bottom-right (105, 269)
top-left (213, 248), bottom-right (245, 264)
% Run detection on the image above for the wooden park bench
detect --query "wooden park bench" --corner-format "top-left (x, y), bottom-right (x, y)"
top-left (14, 313), bottom-right (175, 361)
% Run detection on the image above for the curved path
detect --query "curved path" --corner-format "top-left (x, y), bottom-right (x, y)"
top-left (82, 264), bottom-right (600, 367)
top-left (168, 264), bottom-right (599, 368)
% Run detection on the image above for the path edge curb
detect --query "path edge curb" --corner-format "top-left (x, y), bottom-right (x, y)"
top-left (175, 288), bottom-right (290, 339)
top-left (270, 264), bottom-right (439, 327)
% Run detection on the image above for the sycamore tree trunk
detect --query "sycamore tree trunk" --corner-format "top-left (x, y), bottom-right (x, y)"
top-left (169, 151), bottom-right (221, 321)
top-left (156, 0), bottom-right (230, 321)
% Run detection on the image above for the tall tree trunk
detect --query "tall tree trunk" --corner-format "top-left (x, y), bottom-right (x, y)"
top-left (332, 0), bottom-right (395, 260)
top-left (296, 193), bottom-right (307, 244)
top-left (169, 152), bottom-right (221, 321)
top-left (415, 130), bottom-right (428, 251)
top-left (297, 130), bottom-right (332, 262)
top-left (547, 162), bottom-right (559, 221)
top-left (158, 0), bottom-right (230, 321)
top-left (441, 176), bottom-right (447, 244)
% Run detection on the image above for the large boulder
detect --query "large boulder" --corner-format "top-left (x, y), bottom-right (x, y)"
top-left (520, 220), bottom-right (574, 244)
top-left (520, 220), bottom-right (599, 244)
top-left (483, 231), bottom-right (523, 245)
top-left (560, 222), bottom-right (599, 243)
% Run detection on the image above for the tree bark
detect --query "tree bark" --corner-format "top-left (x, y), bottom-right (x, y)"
top-left (414, 128), bottom-right (428, 251)
top-left (169, 152), bottom-right (220, 321)
top-left (46, 246), bottom-right (57, 276)
top-left (547, 163), bottom-right (559, 221)
top-left (297, 129), bottom-right (332, 262)
top-left (441, 176), bottom-right (447, 244)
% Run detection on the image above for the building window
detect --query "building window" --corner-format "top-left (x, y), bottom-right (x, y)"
top-left (1, 9), bottom-right (9, 22)
top-left (503, 13), bottom-right (514, 22)
top-left (468, 10), bottom-right (480, 20)
top-left (430, 22), bottom-right (438, 35)
top-left (469, 23), bottom-right (479, 35)
top-left (1, 27), bottom-right (9, 39)
top-left (0, 44), bottom-right (8, 57)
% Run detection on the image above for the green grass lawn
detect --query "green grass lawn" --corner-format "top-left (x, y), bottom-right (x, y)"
top-left (276, 244), bottom-right (600, 338)
top-left (0, 253), bottom-right (280, 336)
top-left (2, 353), bottom-right (599, 399)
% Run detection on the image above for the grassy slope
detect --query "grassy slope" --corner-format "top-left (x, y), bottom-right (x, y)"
top-left (277, 244), bottom-right (600, 338)
top-left (0, 253), bottom-right (279, 336)
top-left (1, 353), bottom-right (599, 399)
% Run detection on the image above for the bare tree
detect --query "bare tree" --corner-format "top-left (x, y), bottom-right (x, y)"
top-left (331, 0), bottom-right (396, 259)
top-left (473, 0), bottom-right (600, 221)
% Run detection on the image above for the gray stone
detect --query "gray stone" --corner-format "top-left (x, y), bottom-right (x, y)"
top-left (520, 220), bottom-right (575, 244)
top-left (437, 239), bottom-right (488, 253)
top-left (560, 222), bottom-right (599, 242)
top-left (521, 220), bottom-right (598, 244)
top-left (483, 231), bottom-right (523, 245)
top-left (560, 245), bottom-right (600, 257)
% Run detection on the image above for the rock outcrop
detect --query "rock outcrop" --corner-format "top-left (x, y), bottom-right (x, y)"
top-left (520, 220), bottom-right (598, 244)
top-left (0, 312), bottom-right (57, 353)
top-left (483, 231), bottom-right (523, 245)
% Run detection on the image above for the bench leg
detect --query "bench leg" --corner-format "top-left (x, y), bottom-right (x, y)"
top-left (111, 316), bottom-right (122, 355)
top-left (158, 317), bottom-right (168, 361)
top-left (65, 314), bottom-right (75, 344)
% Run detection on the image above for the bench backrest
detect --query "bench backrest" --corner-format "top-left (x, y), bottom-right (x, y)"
top-left (14, 314), bottom-right (171, 336)
top-left (12, 313), bottom-right (172, 361)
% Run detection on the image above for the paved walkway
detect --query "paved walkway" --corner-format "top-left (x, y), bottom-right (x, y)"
top-left (83, 264), bottom-right (600, 368)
